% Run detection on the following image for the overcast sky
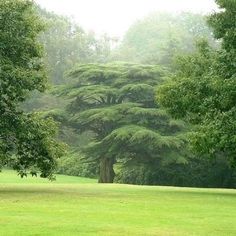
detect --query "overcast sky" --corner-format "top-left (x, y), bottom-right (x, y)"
top-left (35, 0), bottom-right (218, 37)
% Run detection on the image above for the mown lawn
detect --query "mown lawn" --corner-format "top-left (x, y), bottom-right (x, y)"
top-left (0, 170), bottom-right (235, 236)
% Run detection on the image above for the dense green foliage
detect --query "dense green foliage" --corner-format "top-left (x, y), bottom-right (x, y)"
top-left (116, 156), bottom-right (236, 188)
top-left (113, 12), bottom-right (216, 67)
top-left (56, 63), bottom-right (185, 183)
top-left (56, 152), bottom-right (98, 178)
top-left (0, 0), bottom-right (64, 178)
top-left (0, 170), bottom-right (236, 235)
top-left (157, 0), bottom-right (236, 165)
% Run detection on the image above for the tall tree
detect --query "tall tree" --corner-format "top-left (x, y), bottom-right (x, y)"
top-left (0, 0), bottom-right (64, 178)
top-left (157, 0), bottom-right (236, 165)
top-left (55, 63), bottom-right (185, 183)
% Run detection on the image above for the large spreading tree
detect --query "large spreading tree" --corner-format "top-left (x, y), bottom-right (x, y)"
top-left (56, 63), bottom-right (185, 183)
top-left (157, 0), bottom-right (236, 165)
top-left (0, 0), bottom-right (64, 178)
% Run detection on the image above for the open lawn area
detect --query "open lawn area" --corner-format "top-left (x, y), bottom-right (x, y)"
top-left (0, 170), bottom-right (235, 236)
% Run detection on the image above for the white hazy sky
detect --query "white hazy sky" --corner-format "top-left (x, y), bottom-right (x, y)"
top-left (35, 0), bottom-right (218, 37)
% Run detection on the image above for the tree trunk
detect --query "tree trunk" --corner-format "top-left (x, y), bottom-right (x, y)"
top-left (98, 157), bottom-right (115, 183)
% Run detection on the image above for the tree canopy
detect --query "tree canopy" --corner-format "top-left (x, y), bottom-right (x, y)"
top-left (157, 0), bottom-right (236, 165)
top-left (0, 0), bottom-right (64, 178)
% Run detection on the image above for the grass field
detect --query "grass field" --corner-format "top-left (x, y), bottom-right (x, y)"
top-left (0, 170), bottom-right (235, 236)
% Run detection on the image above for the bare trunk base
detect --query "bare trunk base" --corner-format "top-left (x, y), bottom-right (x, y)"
top-left (98, 158), bottom-right (115, 183)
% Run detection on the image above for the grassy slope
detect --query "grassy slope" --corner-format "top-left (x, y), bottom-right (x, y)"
top-left (0, 170), bottom-right (235, 236)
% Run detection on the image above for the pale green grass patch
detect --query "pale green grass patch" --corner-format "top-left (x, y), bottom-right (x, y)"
top-left (0, 170), bottom-right (235, 235)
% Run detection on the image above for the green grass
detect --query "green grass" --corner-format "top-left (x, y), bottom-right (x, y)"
top-left (0, 170), bottom-right (236, 236)
top-left (0, 169), bottom-right (97, 184)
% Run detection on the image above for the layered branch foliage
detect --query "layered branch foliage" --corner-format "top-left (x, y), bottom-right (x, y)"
top-left (56, 63), bottom-right (186, 168)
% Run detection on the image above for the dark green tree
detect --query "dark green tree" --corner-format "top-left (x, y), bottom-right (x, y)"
top-left (0, 0), bottom-right (64, 178)
top-left (157, 0), bottom-right (236, 165)
top-left (56, 63), bottom-right (185, 183)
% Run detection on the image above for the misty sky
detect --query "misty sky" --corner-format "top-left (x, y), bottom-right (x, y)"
top-left (35, 0), bottom-right (218, 37)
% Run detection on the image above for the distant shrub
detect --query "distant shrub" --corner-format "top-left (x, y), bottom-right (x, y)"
top-left (56, 153), bottom-right (98, 178)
